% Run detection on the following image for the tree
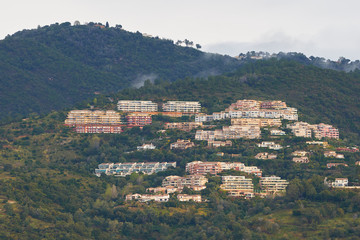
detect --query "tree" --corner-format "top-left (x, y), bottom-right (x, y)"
top-left (196, 44), bottom-right (202, 49)
top-left (106, 22), bottom-right (109, 28)
top-left (74, 20), bottom-right (81, 26)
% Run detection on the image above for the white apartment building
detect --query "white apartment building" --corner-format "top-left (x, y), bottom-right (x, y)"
top-left (117, 100), bottom-right (158, 112)
top-left (220, 175), bottom-right (254, 197)
top-left (162, 175), bottom-right (208, 188)
top-left (163, 101), bottom-right (201, 113)
top-left (260, 176), bottom-right (289, 194)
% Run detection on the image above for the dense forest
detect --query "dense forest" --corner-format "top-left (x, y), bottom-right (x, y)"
top-left (1, 59), bottom-right (360, 239)
top-left (0, 22), bottom-right (240, 122)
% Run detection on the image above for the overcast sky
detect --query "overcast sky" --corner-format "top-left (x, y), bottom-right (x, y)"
top-left (2, 0), bottom-right (360, 60)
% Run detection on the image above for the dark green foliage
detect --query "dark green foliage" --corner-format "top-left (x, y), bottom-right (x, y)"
top-left (0, 23), bottom-right (240, 122)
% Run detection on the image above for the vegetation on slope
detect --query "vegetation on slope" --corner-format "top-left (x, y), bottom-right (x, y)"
top-left (1, 59), bottom-right (360, 239)
top-left (0, 22), bottom-right (240, 122)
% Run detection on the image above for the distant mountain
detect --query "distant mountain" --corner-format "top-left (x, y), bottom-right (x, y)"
top-left (0, 22), bottom-right (240, 122)
top-left (237, 51), bottom-right (360, 72)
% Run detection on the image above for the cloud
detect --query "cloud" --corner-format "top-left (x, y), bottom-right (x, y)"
top-left (203, 31), bottom-right (360, 61)
top-left (131, 73), bottom-right (157, 88)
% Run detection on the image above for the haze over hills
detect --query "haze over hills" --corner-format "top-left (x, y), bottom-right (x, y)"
top-left (0, 22), bottom-right (240, 122)
top-left (1, 21), bottom-right (360, 124)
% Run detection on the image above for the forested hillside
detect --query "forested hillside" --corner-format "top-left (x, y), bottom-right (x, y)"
top-left (110, 60), bottom-right (360, 143)
top-left (0, 22), bottom-right (240, 122)
top-left (1, 59), bottom-right (360, 239)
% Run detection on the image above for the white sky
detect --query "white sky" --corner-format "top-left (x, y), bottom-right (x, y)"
top-left (1, 0), bottom-right (360, 60)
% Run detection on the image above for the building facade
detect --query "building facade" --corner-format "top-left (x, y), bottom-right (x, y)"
top-left (260, 176), bottom-right (289, 194)
top-left (220, 175), bottom-right (254, 197)
top-left (117, 100), bottom-right (158, 112)
top-left (65, 110), bottom-right (122, 126)
top-left (126, 113), bottom-right (152, 127)
top-left (170, 140), bottom-right (195, 150)
top-left (163, 101), bottom-right (201, 113)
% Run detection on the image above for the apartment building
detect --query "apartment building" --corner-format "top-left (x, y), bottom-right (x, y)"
top-left (231, 118), bottom-right (282, 128)
top-left (126, 113), bottom-right (152, 127)
top-left (164, 122), bottom-right (203, 131)
top-left (195, 130), bottom-right (216, 141)
top-left (125, 194), bottom-right (169, 202)
top-left (95, 162), bottom-right (176, 177)
top-left (170, 140), bottom-right (195, 150)
top-left (292, 157), bottom-right (309, 163)
top-left (195, 114), bottom-right (214, 122)
top-left (287, 122), bottom-right (313, 138)
top-left (207, 140), bottom-right (233, 148)
top-left (220, 175), bottom-right (254, 197)
top-left (260, 176), bottom-right (289, 194)
top-left (255, 152), bottom-right (277, 160)
top-left (117, 100), bottom-right (158, 112)
top-left (313, 123), bottom-right (339, 139)
top-left (177, 194), bottom-right (202, 202)
top-left (327, 163), bottom-right (348, 168)
top-left (226, 99), bottom-right (261, 111)
top-left (324, 151), bottom-right (344, 159)
top-left (287, 122), bottom-right (339, 139)
top-left (65, 110), bottom-right (122, 126)
top-left (186, 161), bottom-right (222, 175)
top-left (260, 101), bottom-right (287, 109)
top-left (162, 175), bottom-right (208, 188)
top-left (163, 101), bottom-right (201, 113)
top-left (74, 125), bottom-right (123, 133)
top-left (186, 161), bottom-right (262, 177)
top-left (215, 126), bottom-right (261, 140)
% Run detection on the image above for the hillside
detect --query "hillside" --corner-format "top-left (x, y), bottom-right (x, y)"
top-left (0, 22), bottom-right (240, 122)
top-left (1, 59), bottom-right (360, 239)
top-left (110, 60), bottom-right (360, 143)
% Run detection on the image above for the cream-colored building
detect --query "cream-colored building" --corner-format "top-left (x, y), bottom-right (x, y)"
top-left (164, 122), bottom-right (203, 131)
top-left (65, 110), bottom-right (122, 125)
top-left (287, 122), bottom-right (313, 138)
top-left (117, 100), bottom-right (158, 112)
top-left (162, 175), bottom-right (208, 188)
top-left (260, 176), bottom-right (289, 194)
top-left (221, 175), bottom-right (254, 197)
top-left (231, 118), bottom-right (282, 128)
top-left (163, 101), bottom-right (201, 113)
